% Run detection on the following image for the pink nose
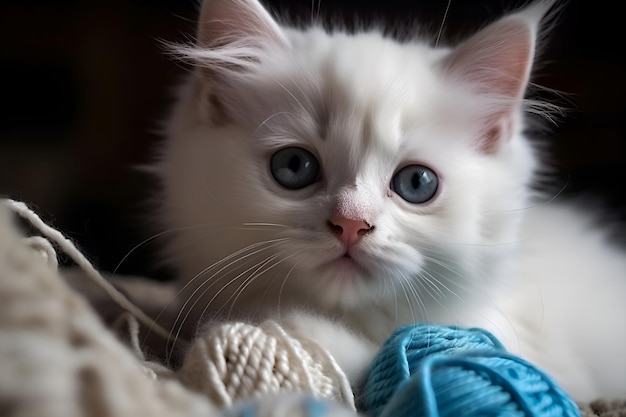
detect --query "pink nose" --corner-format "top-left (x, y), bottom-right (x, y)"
top-left (328, 214), bottom-right (374, 249)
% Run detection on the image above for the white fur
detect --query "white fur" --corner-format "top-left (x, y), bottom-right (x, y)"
top-left (154, 0), bottom-right (625, 401)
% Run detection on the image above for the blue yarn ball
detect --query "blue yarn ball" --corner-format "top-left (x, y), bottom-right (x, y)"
top-left (357, 324), bottom-right (580, 417)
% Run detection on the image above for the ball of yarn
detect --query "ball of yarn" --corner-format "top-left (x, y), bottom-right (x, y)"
top-left (177, 320), bottom-right (354, 409)
top-left (358, 324), bottom-right (580, 417)
top-left (358, 324), bottom-right (504, 416)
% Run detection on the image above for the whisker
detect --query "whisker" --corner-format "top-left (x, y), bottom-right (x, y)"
top-left (252, 111), bottom-right (295, 137)
top-left (170, 237), bottom-right (300, 344)
top-left (417, 268), bottom-right (450, 302)
top-left (396, 278), bottom-right (416, 326)
top-left (242, 222), bottom-right (290, 228)
top-left (179, 237), bottom-right (288, 298)
top-left (113, 224), bottom-right (214, 275)
top-left (435, 0), bottom-right (452, 47)
top-left (274, 78), bottom-right (310, 116)
top-left (204, 252), bottom-right (283, 321)
top-left (277, 261), bottom-right (300, 322)
top-left (165, 238), bottom-right (288, 363)
top-left (422, 255), bottom-right (467, 282)
top-left (252, 253), bottom-right (298, 320)
top-left (188, 250), bottom-right (288, 335)
top-left (391, 278), bottom-right (399, 324)
top-left (140, 226), bottom-right (257, 342)
top-left (424, 257), bottom-right (492, 306)
top-left (284, 72), bottom-right (318, 116)
top-left (398, 268), bottom-right (429, 324)
top-left (225, 250), bottom-right (301, 319)
top-left (415, 270), bottom-right (465, 326)
top-left (485, 179), bottom-right (570, 216)
top-left (117, 221), bottom-right (289, 275)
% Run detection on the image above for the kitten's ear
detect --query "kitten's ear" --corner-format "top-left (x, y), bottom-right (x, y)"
top-left (441, 2), bottom-right (553, 153)
top-left (197, 0), bottom-right (287, 50)
top-left (189, 0), bottom-right (288, 125)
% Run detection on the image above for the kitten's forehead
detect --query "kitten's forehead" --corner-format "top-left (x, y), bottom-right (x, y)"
top-left (289, 29), bottom-right (446, 119)
top-left (246, 28), bottom-right (476, 186)
top-left (273, 29), bottom-right (454, 144)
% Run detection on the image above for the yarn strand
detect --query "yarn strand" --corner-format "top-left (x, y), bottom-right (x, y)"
top-left (2, 199), bottom-right (172, 341)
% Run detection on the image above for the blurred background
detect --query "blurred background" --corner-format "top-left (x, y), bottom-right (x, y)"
top-left (1, 0), bottom-right (624, 281)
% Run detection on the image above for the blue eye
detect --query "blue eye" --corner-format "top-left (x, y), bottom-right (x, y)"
top-left (392, 165), bottom-right (438, 204)
top-left (270, 147), bottom-right (321, 190)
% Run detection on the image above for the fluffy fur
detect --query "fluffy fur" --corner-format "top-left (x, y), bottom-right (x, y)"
top-left (153, 0), bottom-right (626, 401)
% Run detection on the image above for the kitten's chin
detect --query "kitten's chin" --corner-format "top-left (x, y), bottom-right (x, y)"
top-left (326, 256), bottom-right (367, 281)
top-left (312, 256), bottom-right (378, 308)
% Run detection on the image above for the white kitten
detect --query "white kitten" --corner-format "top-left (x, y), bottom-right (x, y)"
top-left (153, 0), bottom-right (626, 401)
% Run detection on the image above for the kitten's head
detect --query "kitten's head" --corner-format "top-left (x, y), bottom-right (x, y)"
top-left (156, 0), bottom-right (553, 318)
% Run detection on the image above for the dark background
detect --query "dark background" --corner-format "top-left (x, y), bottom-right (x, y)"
top-left (1, 0), bottom-right (624, 280)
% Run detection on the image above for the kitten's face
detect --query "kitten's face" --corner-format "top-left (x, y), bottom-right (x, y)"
top-left (158, 0), bottom-right (542, 314)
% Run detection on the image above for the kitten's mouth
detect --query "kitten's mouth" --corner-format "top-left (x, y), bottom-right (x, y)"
top-left (326, 251), bottom-right (368, 278)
